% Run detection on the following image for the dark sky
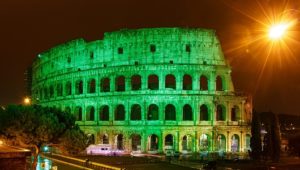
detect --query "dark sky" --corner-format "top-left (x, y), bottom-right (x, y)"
top-left (1, 0), bottom-right (300, 115)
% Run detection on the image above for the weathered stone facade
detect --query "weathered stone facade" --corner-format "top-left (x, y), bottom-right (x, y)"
top-left (31, 28), bottom-right (252, 154)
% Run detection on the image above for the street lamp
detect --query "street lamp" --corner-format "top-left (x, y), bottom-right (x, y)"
top-left (24, 97), bottom-right (31, 105)
top-left (268, 23), bottom-right (290, 40)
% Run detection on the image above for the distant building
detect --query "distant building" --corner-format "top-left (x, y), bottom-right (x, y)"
top-left (31, 28), bottom-right (252, 154)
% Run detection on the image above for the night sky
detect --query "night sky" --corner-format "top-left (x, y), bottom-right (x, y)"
top-left (1, 0), bottom-right (300, 115)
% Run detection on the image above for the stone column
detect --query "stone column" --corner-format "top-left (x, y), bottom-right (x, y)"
top-left (227, 131), bottom-right (230, 152)
top-left (158, 131), bottom-right (163, 153)
top-left (110, 75), bottom-right (115, 92)
top-left (209, 72), bottom-right (216, 92)
top-left (176, 74), bottom-right (182, 90)
top-left (175, 131), bottom-right (180, 151)
top-left (240, 131), bottom-right (243, 152)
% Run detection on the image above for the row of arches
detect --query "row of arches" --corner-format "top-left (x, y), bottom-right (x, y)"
top-left (67, 103), bottom-right (241, 122)
top-left (97, 133), bottom-right (251, 152)
top-left (37, 74), bottom-right (225, 100)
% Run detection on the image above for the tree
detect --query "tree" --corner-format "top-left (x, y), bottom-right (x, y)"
top-left (250, 111), bottom-right (262, 160)
top-left (260, 112), bottom-right (281, 162)
top-left (0, 105), bottom-right (88, 168)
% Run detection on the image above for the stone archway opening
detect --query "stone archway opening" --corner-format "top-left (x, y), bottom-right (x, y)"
top-left (217, 134), bottom-right (226, 152)
top-left (148, 134), bottom-right (159, 151)
top-left (102, 134), bottom-right (109, 144)
top-left (165, 134), bottom-right (174, 147)
top-left (199, 134), bottom-right (209, 151)
top-left (182, 135), bottom-right (193, 152)
top-left (231, 134), bottom-right (240, 152)
top-left (116, 134), bottom-right (124, 150)
top-left (131, 134), bottom-right (141, 151)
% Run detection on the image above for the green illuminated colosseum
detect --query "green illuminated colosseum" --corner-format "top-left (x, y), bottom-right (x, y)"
top-left (31, 27), bottom-right (252, 154)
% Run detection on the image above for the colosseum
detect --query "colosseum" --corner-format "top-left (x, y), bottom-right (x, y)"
top-left (31, 27), bottom-right (252, 155)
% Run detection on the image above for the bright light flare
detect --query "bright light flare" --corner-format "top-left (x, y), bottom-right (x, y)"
top-left (24, 97), bottom-right (31, 105)
top-left (269, 23), bottom-right (289, 39)
top-left (268, 23), bottom-right (291, 40)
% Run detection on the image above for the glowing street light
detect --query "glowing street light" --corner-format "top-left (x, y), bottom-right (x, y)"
top-left (268, 23), bottom-right (290, 40)
top-left (24, 97), bottom-right (31, 105)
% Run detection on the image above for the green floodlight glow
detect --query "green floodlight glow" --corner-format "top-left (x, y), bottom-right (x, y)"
top-left (31, 28), bottom-right (252, 154)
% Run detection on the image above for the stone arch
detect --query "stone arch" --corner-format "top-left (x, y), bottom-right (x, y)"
top-left (147, 104), bottom-right (158, 120)
top-left (165, 104), bottom-right (176, 121)
top-left (49, 85), bottom-right (54, 98)
top-left (86, 106), bottom-right (95, 121)
top-left (56, 83), bottom-right (63, 96)
top-left (200, 75), bottom-right (208, 90)
top-left (199, 134), bottom-right (211, 151)
top-left (182, 135), bottom-right (193, 151)
top-left (87, 78), bottom-right (96, 93)
top-left (101, 134), bottom-right (109, 144)
top-left (148, 134), bottom-right (159, 151)
top-left (165, 74), bottom-right (176, 89)
top-left (75, 106), bottom-right (83, 121)
top-left (131, 104), bottom-right (141, 120)
top-left (75, 80), bottom-right (83, 94)
top-left (200, 104), bottom-right (209, 121)
top-left (164, 134), bottom-right (174, 147)
top-left (148, 74), bottom-right (159, 90)
top-left (183, 74), bottom-right (192, 90)
top-left (115, 75), bottom-right (125, 92)
top-left (216, 104), bottom-right (226, 121)
top-left (131, 75), bottom-right (141, 90)
top-left (100, 77), bottom-right (110, 92)
top-left (99, 105), bottom-right (109, 121)
top-left (231, 105), bottom-right (240, 121)
top-left (216, 75), bottom-right (223, 91)
top-left (231, 134), bottom-right (240, 152)
top-left (183, 104), bottom-right (193, 121)
top-left (115, 104), bottom-right (125, 121)
top-left (216, 134), bottom-right (226, 151)
top-left (115, 134), bottom-right (124, 150)
top-left (65, 81), bottom-right (72, 95)
top-left (131, 134), bottom-right (142, 151)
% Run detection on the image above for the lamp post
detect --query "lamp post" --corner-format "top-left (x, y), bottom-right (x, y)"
top-left (23, 97), bottom-right (31, 105)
